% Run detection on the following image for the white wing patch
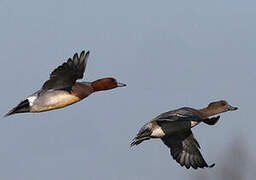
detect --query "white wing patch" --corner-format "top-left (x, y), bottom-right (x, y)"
top-left (27, 95), bottom-right (37, 106)
top-left (151, 126), bottom-right (165, 138)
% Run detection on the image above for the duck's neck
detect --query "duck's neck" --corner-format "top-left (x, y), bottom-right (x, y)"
top-left (199, 107), bottom-right (219, 118)
top-left (72, 82), bottom-right (94, 98)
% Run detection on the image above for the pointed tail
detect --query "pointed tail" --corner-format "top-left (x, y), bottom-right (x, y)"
top-left (131, 123), bottom-right (152, 147)
top-left (4, 99), bottom-right (30, 117)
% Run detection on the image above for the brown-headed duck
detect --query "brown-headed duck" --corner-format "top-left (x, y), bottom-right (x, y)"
top-left (131, 100), bottom-right (238, 169)
top-left (5, 50), bottom-right (126, 116)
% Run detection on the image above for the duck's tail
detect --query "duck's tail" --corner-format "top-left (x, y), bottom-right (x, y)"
top-left (4, 99), bottom-right (30, 117)
top-left (131, 123), bottom-right (152, 147)
top-left (202, 116), bottom-right (220, 126)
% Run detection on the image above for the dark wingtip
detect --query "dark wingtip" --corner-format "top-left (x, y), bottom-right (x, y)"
top-left (85, 51), bottom-right (90, 58)
top-left (208, 163), bottom-right (215, 168)
top-left (79, 50), bottom-right (85, 58)
top-left (80, 50), bottom-right (89, 56)
top-left (203, 116), bottom-right (220, 126)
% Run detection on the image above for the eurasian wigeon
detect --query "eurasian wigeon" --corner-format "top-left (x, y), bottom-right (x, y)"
top-left (131, 100), bottom-right (238, 169)
top-left (5, 50), bottom-right (126, 116)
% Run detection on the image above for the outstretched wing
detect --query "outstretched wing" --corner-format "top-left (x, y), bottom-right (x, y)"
top-left (42, 50), bottom-right (90, 91)
top-left (161, 130), bottom-right (215, 169)
top-left (157, 108), bottom-right (202, 122)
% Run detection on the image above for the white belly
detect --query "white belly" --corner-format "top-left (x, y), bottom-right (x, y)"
top-left (30, 91), bottom-right (81, 112)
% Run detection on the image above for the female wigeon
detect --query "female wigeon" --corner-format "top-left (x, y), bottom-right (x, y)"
top-left (131, 100), bottom-right (238, 169)
top-left (5, 50), bottom-right (126, 116)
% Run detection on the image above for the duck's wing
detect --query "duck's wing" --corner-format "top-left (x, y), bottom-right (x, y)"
top-left (42, 50), bottom-right (90, 91)
top-left (161, 130), bottom-right (215, 169)
top-left (157, 108), bottom-right (202, 122)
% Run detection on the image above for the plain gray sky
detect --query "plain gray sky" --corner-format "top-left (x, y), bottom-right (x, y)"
top-left (0, 0), bottom-right (255, 179)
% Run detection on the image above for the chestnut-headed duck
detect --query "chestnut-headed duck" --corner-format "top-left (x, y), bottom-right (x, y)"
top-left (131, 100), bottom-right (238, 169)
top-left (5, 50), bottom-right (126, 116)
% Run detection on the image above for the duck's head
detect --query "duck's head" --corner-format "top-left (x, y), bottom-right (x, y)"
top-left (207, 100), bottom-right (238, 114)
top-left (92, 77), bottom-right (126, 91)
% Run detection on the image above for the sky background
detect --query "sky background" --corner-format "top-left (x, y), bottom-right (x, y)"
top-left (0, 0), bottom-right (255, 179)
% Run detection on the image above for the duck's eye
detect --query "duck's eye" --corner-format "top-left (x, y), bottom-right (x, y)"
top-left (221, 102), bottom-right (226, 106)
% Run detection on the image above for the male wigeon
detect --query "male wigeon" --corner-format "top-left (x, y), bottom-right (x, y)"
top-left (5, 50), bottom-right (126, 116)
top-left (131, 100), bottom-right (238, 169)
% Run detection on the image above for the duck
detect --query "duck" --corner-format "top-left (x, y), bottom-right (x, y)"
top-left (131, 100), bottom-right (238, 169)
top-left (5, 50), bottom-right (126, 116)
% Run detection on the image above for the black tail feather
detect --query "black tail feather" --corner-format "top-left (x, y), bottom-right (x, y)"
top-left (131, 123), bottom-right (152, 147)
top-left (131, 136), bottom-right (150, 147)
top-left (4, 99), bottom-right (30, 117)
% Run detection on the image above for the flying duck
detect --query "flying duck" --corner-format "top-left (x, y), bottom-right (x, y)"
top-left (5, 50), bottom-right (126, 116)
top-left (131, 100), bottom-right (238, 169)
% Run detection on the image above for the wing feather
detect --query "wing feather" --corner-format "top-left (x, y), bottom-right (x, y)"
top-left (161, 130), bottom-right (215, 169)
top-left (42, 50), bottom-right (90, 91)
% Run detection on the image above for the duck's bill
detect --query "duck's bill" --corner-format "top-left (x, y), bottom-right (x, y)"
top-left (117, 82), bottom-right (127, 87)
top-left (228, 105), bottom-right (238, 111)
